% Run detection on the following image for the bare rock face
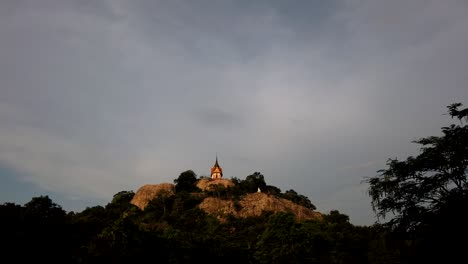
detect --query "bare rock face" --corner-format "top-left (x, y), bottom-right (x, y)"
top-left (196, 178), bottom-right (234, 191)
top-left (199, 192), bottom-right (323, 222)
top-left (130, 183), bottom-right (175, 210)
top-left (131, 181), bottom-right (322, 222)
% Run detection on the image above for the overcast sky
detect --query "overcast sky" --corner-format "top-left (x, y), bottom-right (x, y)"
top-left (1, 0), bottom-right (467, 225)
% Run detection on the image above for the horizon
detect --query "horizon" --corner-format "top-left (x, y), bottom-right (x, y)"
top-left (1, 0), bottom-right (468, 226)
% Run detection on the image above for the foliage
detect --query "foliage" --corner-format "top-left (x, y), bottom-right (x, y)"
top-left (24, 195), bottom-right (66, 223)
top-left (0, 174), bottom-right (373, 263)
top-left (111, 190), bottom-right (135, 205)
top-left (0, 191), bottom-right (409, 263)
top-left (174, 170), bottom-right (200, 193)
top-left (255, 212), bottom-right (320, 263)
top-left (280, 189), bottom-right (317, 210)
top-left (367, 102), bottom-right (468, 262)
top-left (265, 185), bottom-right (281, 195)
top-left (244, 172), bottom-right (267, 192)
top-left (225, 173), bottom-right (316, 210)
top-left (367, 103), bottom-right (468, 231)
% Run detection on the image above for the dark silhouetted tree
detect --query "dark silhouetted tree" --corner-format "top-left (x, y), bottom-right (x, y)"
top-left (367, 103), bottom-right (468, 263)
top-left (24, 195), bottom-right (66, 223)
top-left (367, 103), bottom-right (468, 231)
top-left (281, 189), bottom-right (317, 210)
top-left (174, 170), bottom-right (199, 193)
top-left (22, 196), bottom-right (69, 261)
top-left (243, 172), bottom-right (267, 193)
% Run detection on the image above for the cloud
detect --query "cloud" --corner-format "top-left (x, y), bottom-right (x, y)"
top-left (193, 107), bottom-right (243, 128)
top-left (0, 0), bottom-right (467, 224)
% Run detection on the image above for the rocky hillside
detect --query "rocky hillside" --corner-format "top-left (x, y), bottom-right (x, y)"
top-left (130, 183), bottom-right (175, 209)
top-left (196, 178), bottom-right (234, 191)
top-left (199, 192), bottom-right (322, 221)
top-left (131, 179), bottom-right (322, 221)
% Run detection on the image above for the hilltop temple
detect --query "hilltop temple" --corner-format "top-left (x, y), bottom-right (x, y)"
top-left (210, 156), bottom-right (223, 179)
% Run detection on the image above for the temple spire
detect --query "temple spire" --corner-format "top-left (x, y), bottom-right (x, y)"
top-left (211, 154), bottom-right (223, 179)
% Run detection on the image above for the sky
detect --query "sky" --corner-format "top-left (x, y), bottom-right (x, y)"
top-left (0, 0), bottom-right (467, 225)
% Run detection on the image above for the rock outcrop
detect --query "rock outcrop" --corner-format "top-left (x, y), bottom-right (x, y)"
top-left (196, 178), bottom-right (234, 191)
top-left (198, 192), bottom-right (322, 222)
top-left (132, 180), bottom-right (322, 222)
top-left (130, 183), bottom-right (175, 210)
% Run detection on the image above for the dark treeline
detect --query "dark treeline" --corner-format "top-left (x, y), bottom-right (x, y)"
top-left (0, 190), bottom-right (391, 264)
top-left (1, 103), bottom-right (466, 263)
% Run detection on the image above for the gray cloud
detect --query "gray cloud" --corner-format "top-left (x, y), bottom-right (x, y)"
top-left (193, 107), bottom-right (243, 128)
top-left (0, 0), bottom-right (467, 224)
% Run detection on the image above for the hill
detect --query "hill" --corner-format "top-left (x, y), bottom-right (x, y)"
top-left (0, 171), bottom-right (398, 263)
top-left (199, 192), bottom-right (322, 221)
top-left (130, 178), bottom-right (322, 222)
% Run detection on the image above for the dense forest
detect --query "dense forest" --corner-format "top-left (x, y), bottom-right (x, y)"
top-left (1, 103), bottom-right (466, 264)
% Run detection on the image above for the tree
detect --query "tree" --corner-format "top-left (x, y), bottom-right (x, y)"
top-left (243, 172), bottom-right (267, 193)
top-left (367, 103), bottom-right (468, 263)
top-left (281, 189), bottom-right (317, 210)
top-left (24, 195), bottom-right (66, 223)
top-left (106, 191), bottom-right (137, 218)
top-left (255, 212), bottom-right (303, 263)
top-left (144, 190), bottom-right (175, 221)
top-left (265, 185), bottom-right (281, 195)
top-left (111, 190), bottom-right (135, 205)
top-left (174, 170), bottom-right (199, 193)
top-left (22, 196), bottom-right (70, 261)
top-left (367, 103), bottom-right (468, 232)
top-left (323, 210), bottom-right (350, 225)
top-left (0, 202), bottom-right (25, 259)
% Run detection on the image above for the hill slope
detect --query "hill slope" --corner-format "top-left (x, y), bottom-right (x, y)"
top-left (131, 179), bottom-right (322, 221)
top-left (199, 192), bottom-right (322, 221)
